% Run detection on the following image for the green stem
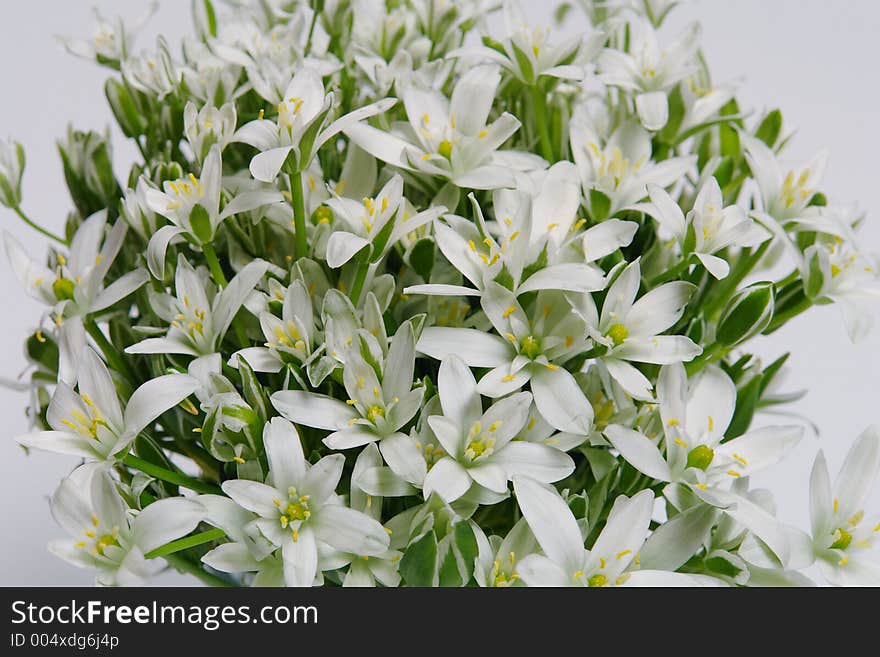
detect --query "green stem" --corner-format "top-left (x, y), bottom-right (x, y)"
top-left (146, 528), bottom-right (226, 559)
top-left (648, 257), bottom-right (691, 286)
top-left (305, 1), bottom-right (319, 56)
top-left (162, 553), bottom-right (233, 587)
top-left (201, 242), bottom-right (228, 287)
top-left (122, 454), bottom-right (222, 495)
top-left (349, 260), bottom-right (370, 306)
top-left (685, 342), bottom-right (726, 376)
top-left (85, 319), bottom-right (134, 382)
top-left (13, 206), bottom-right (67, 245)
top-left (203, 241), bottom-right (249, 347)
top-left (705, 241), bottom-right (771, 321)
top-left (763, 294), bottom-right (813, 335)
top-left (290, 172), bottom-right (308, 259)
top-left (530, 85), bottom-right (554, 163)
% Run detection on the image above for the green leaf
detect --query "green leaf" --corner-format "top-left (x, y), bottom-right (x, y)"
top-left (454, 522), bottom-right (479, 583)
top-left (588, 188), bottom-right (611, 222)
top-left (400, 531), bottom-right (438, 587)
top-left (755, 109), bottom-right (782, 148)
top-left (189, 204), bottom-right (213, 243)
top-left (659, 84), bottom-right (685, 143)
top-left (726, 373), bottom-right (763, 439)
top-left (438, 540), bottom-right (463, 587)
top-left (758, 353), bottom-right (790, 397)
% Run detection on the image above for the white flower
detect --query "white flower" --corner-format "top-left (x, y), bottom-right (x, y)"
top-left (120, 177), bottom-right (161, 241)
top-left (418, 285), bottom-right (595, 434)
top-left (5, 211), bottom-right (149, 319)
top-left (404, 166), bottom-right (610, 299)
top-left (570, 117), bottom-right (695, 217)
top-left (512, 476), bottom-right (708, 586)
top-left (144, 146), bottom-right (283, 278)
top-left (220, 417), bottom-right (390, 586)
top-left (645, 177), bottom-right (767, 279)
top-left (231, 279), bottom-right (318, 374)
top-left (184, 101), bottom-right (238, 164)
top-left (50, 463), bottom-right (203, 586)
top-left (59, 2), bottom-right (158, 64)
top-left (418, 356), bottom-right (573, 503)
top-left (809, 426), bottom-right (880, 586)
top-left (337, 443), bottom-right (403, 587)
top-left (324, 174), bottom-right (444, 269)
top-left (453, 0), bottom-right (601, 85)
top-left (598, 18), bottom-right (701, 130)
top-left (473, 518), bottom-right (539, 587)
top-left (604, 362), bottom-right (803, 563)
top-left (742, 134), bottom-right (828, 225)
top-left (122, 36), bottom-right (180, 100)
top-left (346, 64), bottom-right (544, 190)
top-left (234, 68), bottom-right (396, 181)
top-left (271, 320), bottom-right (424, 450)
top-left (16, 347), bottom-right (199, 461)
top-left (126, 256), bottom-right (268, 357)
top-left (0, 138), bottom-right (25, 208)
top-left (801, 233), bottom-right (880, 342)
top-left (576, 259), bottom-right (701, 400)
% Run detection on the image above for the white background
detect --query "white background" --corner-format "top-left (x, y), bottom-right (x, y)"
top-left (0, 0), bottom-right (878, 585)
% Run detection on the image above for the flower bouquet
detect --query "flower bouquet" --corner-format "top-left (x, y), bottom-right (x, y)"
top-left (4, 0), bottom-right (879, 587)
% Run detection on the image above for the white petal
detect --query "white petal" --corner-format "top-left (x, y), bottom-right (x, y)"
top-left (282, 527), bottom-right (318, 587)
top-left (311, 505), bottom-right (389, 556)
top-left (512, 475), bottom-right (584, 572)
top-left (834, 425), bottom-right (880, 517)
top-left (582, 219), bottom-right (639, 262)
top-left (326, 231), bottom-right (370, 268)
top-left (378, 434), bottom-right (427, 486)
top-left (640, 505), bottom-right (717, 571)
top-left (132, 497), bottom-right (204, 554)
top-left (92, 268), bottom-right (150, 311)
top-left (438, 355), bottom-right (482, 427)
top-left (635, 91), bottom-right (669, 131)
top-left (202, 543), bottom-right (261, 573)
top-left (531, 365), bottom-right (593, 434)
top-left (147, 225), bottom-right (184, 280)
top-left (250, 146), bottom-right (294, 182)
top-left (626, 281), bottom-right (694, 337)
top-left (494, 441), bottom-right (574, 483)
top-left (230, 347), bottom-right (283, 373)
top-left (123, 373), bottom-right (200, 440)
top-left (604, 358), bottom-right (654, 401)
top-left (222, 479), bottom-right (283, 517)
top-left (515, 554), bottom-right (570, 586)
top-left (271, 391), bottom-right (357, 431)
top-left (468, 463), bottom-right (509, 493)
top-left (422, 457), bottom-right (471, 503)
top-left (696, 252), bottom-right (730, 279)
top-left (615, 335), bottom-right (702, 365)
top-left (518, 263), bottom-right (605, 295)
top-left (417, 327), bottom-right (511, 368)
top-left (604, 424), bottom-right (672, 481)
top-left (264, 417), bottom-right (306, 492)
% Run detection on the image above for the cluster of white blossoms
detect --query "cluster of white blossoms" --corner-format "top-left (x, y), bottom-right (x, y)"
top-left (4, 0), bottom-right (880, 587)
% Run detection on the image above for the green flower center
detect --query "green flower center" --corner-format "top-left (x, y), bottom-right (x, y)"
top-left (587, 573), bottom-right (608, 587)
top-left (607, 323), bottom-right (629, 346)
top-left (438, 140), bottom-right (453, 159)
top-left (53, 277), bottom-right (76, 301)
top-left (519, 334), bottom-right (542, 360)
top-left (686, 445), bottom-right (714, 471)
top-left (94, 533), bottom-right (119, 556)
top-left (830, 527), bottom-right (852, 551)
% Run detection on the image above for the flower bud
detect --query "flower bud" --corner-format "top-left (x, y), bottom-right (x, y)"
top-left (716, 281), bottom-right (775, 347)
top-left (184, 101), bottom-right (236, 164)
top-left (105, 79), bottom-right (144, 138)
top-left (57, 127), bottom-right (120, 217)
top-left (0, 138), bottom-right (25, 208)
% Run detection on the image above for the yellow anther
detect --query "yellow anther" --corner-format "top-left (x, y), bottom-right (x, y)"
top-left (732, 453), bottom-right (748, 466)
top-left (726, 469), bottom-right (741, 478)
top-left (502, 305), bottom-right (516, 318)
top-left (502, 374), bottom-right (516, 382)
top-left (616, 550), bottom-right (632, 560)
top-left (674, 438), bottom-right (688, 448)
top-left (232, 456), bottom-right (245, 464)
